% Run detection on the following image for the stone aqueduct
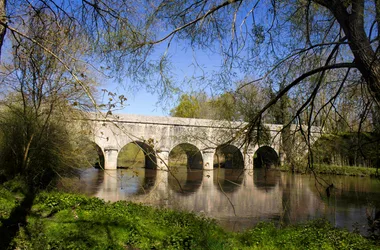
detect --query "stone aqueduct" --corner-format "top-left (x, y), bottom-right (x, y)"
top-left (88, 114), bottom-right (315, 170)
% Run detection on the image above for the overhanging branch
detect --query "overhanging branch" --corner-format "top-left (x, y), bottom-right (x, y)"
top-left (243, 62), bottom-right (356, 142)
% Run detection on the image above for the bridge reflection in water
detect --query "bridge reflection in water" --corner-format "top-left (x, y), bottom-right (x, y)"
top-left (79, 168), bottom-right (380, 233)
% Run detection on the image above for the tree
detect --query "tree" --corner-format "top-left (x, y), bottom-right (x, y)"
top-left (0, 8), bottom-right (99, 181)
top-left (149, 1), bottom-right (380, 138)
top-left (0, 9), bottom-right (100, 247)
top-left (171, 92), bottom-right (237, 120)
top-left (170, 94), bottom-right (200, 118)
top-left (0, 6), bottom-right (97, 184)
top-left (171, 80), bottom-right (267, 121)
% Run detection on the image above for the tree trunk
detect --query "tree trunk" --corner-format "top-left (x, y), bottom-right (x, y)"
top-left (315, 0), bottom-right (380, 103)
top-left (0, 0), bottom-right (6, 60)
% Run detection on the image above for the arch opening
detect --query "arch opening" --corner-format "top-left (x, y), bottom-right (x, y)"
top-left (168, 143), bottom-right (203, 194)
top-left (169, 143), bottom-right (203, 170)
top-left (116, 141), bottom-right (157, 194)
top-left (254, 146), bottom-right (279, 169)
top-left (213, 144), bottom-right (244, 193)
top-left (83, 142), bottom-right (104, 169)
top-left (214, 144), bottom-right (244, 169)
top-left (58, 141), bottom-right (104, 194)
top-left (253, 146), bottom-right (280, 191)
top-left (117, 141), bottom-right (157, 169)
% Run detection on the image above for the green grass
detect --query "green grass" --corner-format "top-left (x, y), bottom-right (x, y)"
top-left (237, 219), bottom-right (377, 250)
top-left (280, 164), bottom-right (379, 177)
top-left (0, 183), bottom-right (379, 249)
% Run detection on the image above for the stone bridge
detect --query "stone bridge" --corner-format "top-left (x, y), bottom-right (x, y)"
top-left (88, 113), bottom-right (318, 170)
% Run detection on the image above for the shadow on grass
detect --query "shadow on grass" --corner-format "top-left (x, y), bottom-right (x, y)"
top-left (0, 190), bottom-right (36, 250)
top-left (31, 218), bottom-right (141, 249)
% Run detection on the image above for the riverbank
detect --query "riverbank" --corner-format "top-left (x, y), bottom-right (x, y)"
top-left (279, 164), bottom-right (379, 177)
top-left (0, 181), bottom-right (378, 249)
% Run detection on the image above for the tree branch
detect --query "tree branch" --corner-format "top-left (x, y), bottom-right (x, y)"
top-left (244, 62), bottom-right (356, 137)
top-left (143, 0), bottom-right (240, 46)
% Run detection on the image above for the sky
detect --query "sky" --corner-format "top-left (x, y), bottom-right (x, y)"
top-left (106, 43), bottom-right (226, 117)
top-left (113, 89), bottom-right (168, 117)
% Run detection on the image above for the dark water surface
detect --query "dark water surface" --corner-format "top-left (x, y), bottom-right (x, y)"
top-left (77, 167), bottom-right (380, 233)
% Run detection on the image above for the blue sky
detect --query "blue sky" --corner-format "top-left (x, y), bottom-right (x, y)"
top-left (106, 43), bottom-right (226, 117)
top-left (115, 90), bottom-right (168, 116)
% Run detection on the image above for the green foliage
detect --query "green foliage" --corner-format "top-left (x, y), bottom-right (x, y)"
top-left (280, 164), bottom-right (378, 177)
top-left (0, 181), bottom-right (23, 223)
top-left (238, 219), bottom-right (377, 250)
top-left (313, 133), bottom-right (380, 168)
top-left (170, 94), bottom-right (200, 118)
top-left (0, 7), bottom-right (98, 190)
top-left (18, 191), bottom-right (229, 249)
top-left (171, 85), bottom-right (264, 122)
top-left (208, 92), bottom-right (239, 121)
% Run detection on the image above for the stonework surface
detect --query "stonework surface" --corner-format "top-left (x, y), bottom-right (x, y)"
top-left (86, 113), bottom-right (320, 170)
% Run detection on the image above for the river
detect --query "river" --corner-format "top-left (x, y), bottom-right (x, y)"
top-left (76, 167), bottom-right (380, 234)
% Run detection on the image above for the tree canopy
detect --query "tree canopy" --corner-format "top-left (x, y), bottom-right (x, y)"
top-left (1, 0), bottom-right (380, 141)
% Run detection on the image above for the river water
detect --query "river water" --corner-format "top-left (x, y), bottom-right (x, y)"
top-left (76, 167), bottom-right (380, 234)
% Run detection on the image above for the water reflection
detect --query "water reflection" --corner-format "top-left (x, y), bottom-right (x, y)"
top-left (68, 168), bottom-right (104, 195)
top-left (253, 168), bottom-right (280, 191)
top-left (214, 168), bottom-right (244, 193)
top-left (101, 168), bottom-right (156, 199)
top-left (77, 168), bottom-right (380, 234)
top-left (168, 166), bottom-right (203, 194)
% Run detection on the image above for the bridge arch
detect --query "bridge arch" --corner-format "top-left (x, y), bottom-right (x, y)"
top-left (254, 146), bottom-right (280, 169)
top-left (117, 141), bottom-right (157, 169)
top-left (84, 142), bottom-right (105, 169)
top-left (169, 143), bottom-right (203, 170)
top-left (214, 144), bottom-right (244, 169)
top-left (212, 144), bottom-right (245, 192)
top-left (167, 143), bottom-right (203, 194)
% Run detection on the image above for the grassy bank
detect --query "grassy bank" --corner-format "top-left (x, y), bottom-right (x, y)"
top-left (280, 164), bottom-right (379, 177)
top-left (0, 183), bottom-right (378, 249)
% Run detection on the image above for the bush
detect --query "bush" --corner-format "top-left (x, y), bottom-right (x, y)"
top-left (313, 133), bottom-right (380, 168)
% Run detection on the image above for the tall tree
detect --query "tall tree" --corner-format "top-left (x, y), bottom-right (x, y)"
top-left (0, 9), bottom-right (98, 247)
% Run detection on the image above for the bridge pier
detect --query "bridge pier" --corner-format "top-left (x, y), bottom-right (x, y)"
top-left (202, 148), bottom-right (215, 170)
top-left (244, 151), bottom-right (255, 170)
top-left (156, 148), bottom-right (169, 170)
top-left (104, 148), bottom-right (118, 170)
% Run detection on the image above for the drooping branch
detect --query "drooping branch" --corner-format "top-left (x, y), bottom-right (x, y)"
top-left (236, 39), bottom-right (348, 92)
top-left (142, 0), bottom-right (240, 46)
